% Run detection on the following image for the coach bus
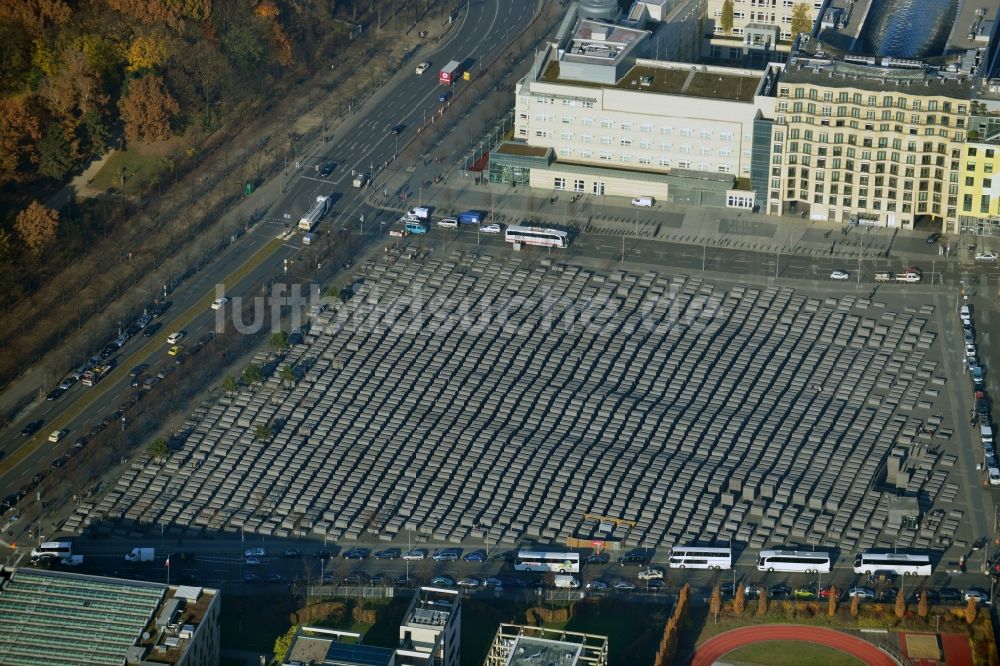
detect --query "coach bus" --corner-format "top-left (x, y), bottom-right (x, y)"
top-left (513, 550), bottom-right (580, 573)
top-left (853, 551), bottom-right (933, 576)
top-left (505, 225), bottom-right (569, 249)
top-left (30, 541), bottom-right (73, 560)
top-left (756, 550), bottom-right (832, 573)
top-left (667, 545), bottom-right (732, 570)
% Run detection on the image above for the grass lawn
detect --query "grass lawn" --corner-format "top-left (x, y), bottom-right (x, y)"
top-left (90, 147), bottom-right (176, 195)
top-left (722, 641), bottom-right (864, 666)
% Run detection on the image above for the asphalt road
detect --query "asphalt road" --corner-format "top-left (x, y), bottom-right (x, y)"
top-left (0, 0), bottom-right (539, 510)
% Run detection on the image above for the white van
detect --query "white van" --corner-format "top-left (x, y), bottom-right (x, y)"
top-left (302, 233), bottom-right (315, 246)
top-left (982, 424), bottom-right (994, 447)
top-left (631, 197), bottom-right (653, 207)
top-left (408, 206), bottom-right (431, 221)
top-left (554, 575), bottom-right (580, 589)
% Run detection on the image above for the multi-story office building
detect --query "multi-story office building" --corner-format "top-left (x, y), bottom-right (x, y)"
top-left (483, 625), bottom-right (608, 666)
top-left (704, 0), bottom-right (823, 62)
top-left (0, 567), bottom-right (220, 666)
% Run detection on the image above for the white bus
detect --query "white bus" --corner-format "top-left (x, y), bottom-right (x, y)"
top-left (30, 541), bottom-right (73, 560)
top-left (667, 546), bottom-right (732, 570)
top-left (756, 550), bottom-right (832, 573)
top-left (513, 550), bottom-right (580, 573)
top-left (853, 552), bottom-right (933, 576)
top-left (505, 225), bottom-right (569, 248)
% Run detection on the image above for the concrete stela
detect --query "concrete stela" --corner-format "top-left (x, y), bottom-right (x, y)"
top-left (72, 251), bottom-right (963, 555)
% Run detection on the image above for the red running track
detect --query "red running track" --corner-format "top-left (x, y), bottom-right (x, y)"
top-left (691, 625), bottom-right (897, 666)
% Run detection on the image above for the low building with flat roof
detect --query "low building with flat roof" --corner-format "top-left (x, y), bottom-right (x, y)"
top-left (483, 625), bottom-right (608, 666)
top-left (0, 567), bottom-right (219, 666)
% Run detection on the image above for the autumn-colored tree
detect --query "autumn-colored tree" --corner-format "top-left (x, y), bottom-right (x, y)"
top-left (14, 201), bottom-right (60, 257)
top-left (917, 590), bottom-right (928, 619)
top-left (119, 73), bottom-right (180, 142)
top-left (663, 618), bottom-right (678, 664)
top-left (827, 586), bottom-right (838, 618)
top-left (720, 0), bottom-right (734, 34)
top-left (965, 598), bottom-right (978, 625)
top-left (127, 33), bottom-right (169, 72)
top-left (733, 584), bottom-right (746, 614)
top-left (165, 0), bottom-right (211, 20)
top-left (850, 593), bottom-right (859, 618)
top-left (790, 2), bottom-right (813, 37)
top-left (255, 1), bottom-right (279, 17)
top-left (895, 590), bottom-right (906, 620)
top-left (272, 24), bottom-right (294, 67)
top-left (0, 0), bottom-right (72, 33)
top-left (106, 0), bottom-right (180, 28)
top-left (758, 587), bottom-right (768, 615)
top-left (31, 37), bottom-right (59, 79)
top-left (709, 585), bottom-right (721, 620)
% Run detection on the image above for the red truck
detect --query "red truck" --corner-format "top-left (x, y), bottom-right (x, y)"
top-left (439, 60), bottom-right (463, 86)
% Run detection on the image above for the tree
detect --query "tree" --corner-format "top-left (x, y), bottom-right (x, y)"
top-left (221, 375), bottom-right (238, 394)
top-left (269, 330), bottom-right (289, 352)
top-left (850, 592), bottom-right (859, 618)
top-left (127, 33), bottom-right (169, 72)
top-left (965, 598), bottom-right (978, 625)
top-left (790, 2), bottom-right (813, 37)
top-left (895, 590), bottom-right (906, 620)
top-left (37, 123), bottom-right (74, 179)
top-left (917, 590), bottom-right (928, 619)
top-left (118, 73), bottom-right (180, 143)
top-left (0, 95), bottom-right (42, 184)
top-left (827, 586), bottom-right (838, 618)
top-left (720, 0), bottom-right (734, 35)
top-left (147, 437), bottom-right (169, 462)
top-left (278, 365), bottom-right (295, 388)
top-left (254, 423), bottom-right (273, 441)
top-left (757, 587), bottom-right (767, 615)
top-left (243, 363), bottom-right (262, 385)
top-left (733, 584), bottom-right (746, 615)
top-left (709, 584), bottom-right (721, 621)
top-left (80, 109), bottom-right (110, 156)
top-left (273, 625), bottom-right (299, 665)
top-left (324, 285), bottom-right (341, 301)
top-left (15, 201), bottom-right (59, 257)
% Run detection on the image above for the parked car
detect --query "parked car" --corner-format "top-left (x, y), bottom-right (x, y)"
top-left (394, 576), bottom-right (416, 587)
top-left (244, 557), bottom-right (261, 566)
top-left (792, 587), bottom-right (815, 599)
top-left (964, 588), bottom-right (991, 604)
top-left (281, 549), bottom-right (302, 558)
top-left (343, 548), bottom-right (370, 560)
top-left (613, 580), bottom-right (637, 591)
top-left (586, 580), bottom-right (609, 590)
top-left (647, 579), bottom-right (666, 590)
top-left (343, 572), bottom-right (370, 585)
top-left (768, 584), bottom-right (791, 598)
top-left (374, 548), bottom-right (401, 560)
top-left (926, 232), bottom-right (941, 244)
top-left (939, 587), bottom-right (963, 603)
top-left (480, 223), bottom-right (502, 234)
top-left (244, 547), bottom-right (266, 558)
top-left (830, 270), bottom-right (850, 281)
top-left (49, 457), bottom-right (67, 470)
top-left (129, 364), bottom-right (148, 378)
top-left (432, 549), bottom-right (459, 562)
top-left (848, 586), bottom-right (875, 599)
top-left (462, 550), bottom-right (486, 562)
top-left (976, 251), bottom-right (998, 261)
top-left (430, 575), bottom-right (455, 587)
top-left (586, 552), bottom-right (610, 564)
top-left (143, 322), bottom-right (162, 338)
top-left (482, 577), bottom-right (503, 589)
top-left (637, 568), bottom-right (664, 581)
top-left (402, 549), bottom-right (426, 561)
top-left (457, 577), bottom-right (481, 588)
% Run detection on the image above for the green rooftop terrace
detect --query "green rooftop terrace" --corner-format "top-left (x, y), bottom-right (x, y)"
top-left (539, 60), bottom-right (760, 103)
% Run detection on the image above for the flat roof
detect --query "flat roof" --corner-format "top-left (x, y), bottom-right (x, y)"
top-left (780, 61), bottom-right (975, 99)
top-left (495, 143), bottom-right (549, 157)
top-left (538, 60), bottom-right (761, 102)
top-left (561, 18), bottom-right (648, 66)
top-left (506, 636), bottom-right (583, 666)
top-left (0, 568), bottom-right (166, 666)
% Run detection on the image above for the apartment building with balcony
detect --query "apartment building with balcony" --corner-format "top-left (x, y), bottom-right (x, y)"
top-left (704, 0), bottom-right (823, 64)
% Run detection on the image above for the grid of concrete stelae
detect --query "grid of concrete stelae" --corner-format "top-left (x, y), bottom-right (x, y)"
top-left (74, 251), bottom-right (965, 554)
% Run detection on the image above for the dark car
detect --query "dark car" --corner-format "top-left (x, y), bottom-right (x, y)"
top-left (343, 548), bottom-right (370, 560)
top-left (243, 572), bottom-right (260, 583)
top-left (927, 232), bottom-right (941, 244)
top-left (50, 456), bottom-right (68, 470)
top-left (502, 577), bottom-right (528, 588)
top-left (100, 344), bottom-right (118, 359)
top-left (20, 421), bottom-right (43, 437)
top-left (586, 552), bottom-right (610, 565)
top-left (143, 322), bottom-right (163, 338)
top-left (319, 162), bottom-right (336, 177)
top-left (31, 472), bottom-right (44, 485)
top-left (374, 548), bottom-right (400, 560)
top-left (438, 91), bottom-right (452, 103)
top-left (73, 438), bottom-right (87, 450)
top-left (46, 388), bottom-right (65, 401)
top-left (313, 549), bottom-right (333, 561)
top-left (394, 575), bottom-right (415, 587)
top-left (390, 124), bottom-right (404, 135)
top-left (878, 587), bottom-right (898, 602)
top-left (343, 571), bottom-right (370, 585)
top-left (281, 549), bottom-right (302, 558)
top-left (908, 588), bottom-right (940, 604)
top-left (129, 364), bottom-right (148, 378)
top-left (463, 550), bottom-right (487, 562)
top-left (768, 584), bottom-right (791, 598)
top-left (939, 587), bottom-right (963, 603)
top-left (1, 494), bottom-right (19, 510)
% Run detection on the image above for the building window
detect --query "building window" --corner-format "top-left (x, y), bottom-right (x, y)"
top-left (700, 129), bottom-right (712, 139)
top-left (659, 158), bottom-right (671, 167)
top-left (600, 119), bottom-right (613, 128)
top-left (554, 177), bottom-right (566, 190)
top-left (560, 131), bottom-right (572, 141)
top-left (582, 101), bottom-right (594, 108)
top-left (661, 126), bottom-right (673, 135)
top-left (600, 136), bottom-right (612, 145)
top-left (558, 148), bottom-right (572, 157)
top-left (579, 149), bottom-right (592, 158)
top-left (620, 155), bottom-right (631, 163)
top-left (621, 121), bottom-right (634, 130)
top-left (581, 134), bottom-right (592, 143)
top-left (678, 160), bottom-right (691, 169)
top-left (582, 118), bottom-right (594, 126)
top-left (638, 156), bottom-right (651, 165)
top-left (573, 179), bottom-right (585, 192)
top-left (561, 117), bottom-right (574, 124)
top-left (620, 138), bottom-right (632, 146)
top-left (640, 124), bottom-right (652, 133)
top-left (599, 151), bottom-right (613, 161)
top-left (680, 128), bottom-right (693, 137)
top-left (660, 142), bottom-right (672, 151)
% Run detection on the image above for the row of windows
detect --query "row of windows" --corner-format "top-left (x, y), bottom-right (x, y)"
top-left (521, 114), bottom-right (738, 139)
top-left (775, 102), bottom-right (963, 126)
top-left (777, 89), bottom-right (963, 114)
top-left (553, 147), bottom-right (736, 172)
top-left (776, 116), bottom-right (962, 139)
